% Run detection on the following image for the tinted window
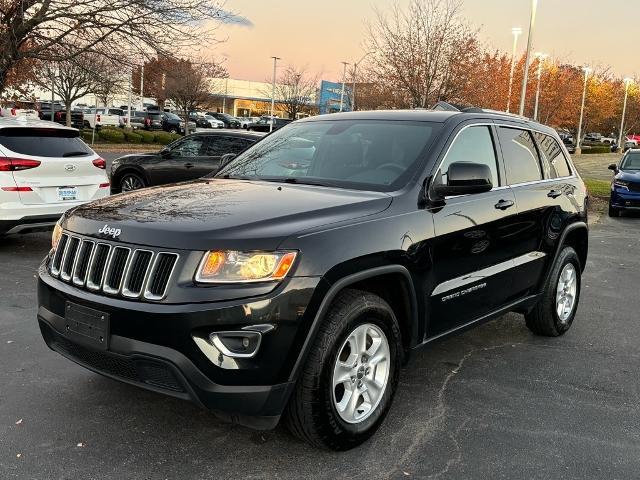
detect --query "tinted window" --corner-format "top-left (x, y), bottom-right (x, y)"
top-left (438, 125), bottom-right (499, 188)
top-left (218, 120), bottom-right (439, 191)
top-left (108, 109), bottom-right (123, 115)
top-left (206, 136), bottom-right (254, 156)
top-left (533, 132), bottom-right (571, 178)
top-left (498, 127), bottom-right (542, 184)
top-left (147, 113), bottom-right (162, 120)
top-left (170, 136), bottom-right (206, 157)
top-left (0, 128), bottom-right (92, 157)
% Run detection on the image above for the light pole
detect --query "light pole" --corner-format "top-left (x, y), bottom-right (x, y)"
top-left (351, 51), bottom-right (374, 112)
top-left (270, 56), bottom-right (280, 132)
top-left (518, 0), bottom-right (538, 116)
top-left (618, 78), bottom-right (633, 148)
top-left (506, 27), bottom-right (522, 113)
top-left (127, 70), bottom-right (132, 128)
top-left (533, 52), bottom-right (548, 121)
top-left (576, 66), bottom-right (592, 154)
top-left (339, 61), bottom-right (349, 112)
top-left (139, 64), bottom-right (144, 110)
top-left (49, 68), bottom-right (55, 121)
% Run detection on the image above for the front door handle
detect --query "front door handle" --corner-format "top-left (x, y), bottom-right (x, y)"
top-left (547, 189), bottom-right (562, 198)
top-left (494, 199), bottom-right (515, 210)
top-left (184, 163), bottom-right (194, 169)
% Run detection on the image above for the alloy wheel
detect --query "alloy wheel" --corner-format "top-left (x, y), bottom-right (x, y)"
top-left (332, 323), bottom-right (390, 424)
top-left (556, 263), bottom-right (577, 323)
top-left (121, 175), bottom-right (144, 192)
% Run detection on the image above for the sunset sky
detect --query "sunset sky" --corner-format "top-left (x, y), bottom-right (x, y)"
top-left (216, 0), bottom-right (634, 82)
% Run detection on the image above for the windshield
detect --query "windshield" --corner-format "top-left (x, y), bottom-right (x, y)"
top-left (621, 152), bottom-right (640, 170)
top-left (165, 112), bottom-right (181, 120)
top-left (217, 119), bottom-right (439, 191)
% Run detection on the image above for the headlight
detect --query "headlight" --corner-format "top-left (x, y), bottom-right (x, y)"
top-left (195, 250), bottom-right (297, 283)
top-left (51, 221), bottom-right (63, 250)
top-left (614, 180), bottom-right (630, 190)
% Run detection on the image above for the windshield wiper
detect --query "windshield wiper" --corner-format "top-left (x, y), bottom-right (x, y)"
top-left (62, 151), bottom-right (90, 157)
top-left (263, 177), bottom-right (342, 188)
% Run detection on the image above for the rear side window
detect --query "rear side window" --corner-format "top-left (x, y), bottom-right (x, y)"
top-left (498, 127), bottom-right (542, 185)
top-left (206, 136), bottom-right (254, 156)
top-left (438, 125), bottom-right (500, 188)
top-left (0, 128), bottom-right (92, 157)
top-left (533, 132), bottom-right (571, 178)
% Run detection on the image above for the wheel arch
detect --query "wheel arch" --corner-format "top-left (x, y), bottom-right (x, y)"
top-left (539, 221), bottom-right (588, 294)
top-left (111, 165), bottom-right (149, 192)
top-left (288, 265), bottom-right (419, 383)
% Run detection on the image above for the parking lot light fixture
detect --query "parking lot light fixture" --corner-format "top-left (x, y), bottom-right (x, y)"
top-left (576, 66), bottom-right (592, 153)
top-left (533, 52), bottom-right (548, 121)
top-left (519, 0), bottom-right (538, 116)
top-left (270, 56), bottom-right (280, 132)
top-left (618, 78), bottom-right (633, 148)
top-left (506, 27), bottom-right (522, 113)
top-left (352, 52), bottom-right (374, 112)
top-left (339, 61), bottom-right (349, 112)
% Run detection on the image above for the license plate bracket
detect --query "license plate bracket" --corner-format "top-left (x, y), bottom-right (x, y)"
top-left (64, 301), bottom-right (110, 350)
top-left (57, 186), bottom-right (78, 201)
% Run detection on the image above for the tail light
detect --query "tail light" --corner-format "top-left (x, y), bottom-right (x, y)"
top-left (54, 111), bottom-right (62, 121)
top-left (11, 108), bottom-right (16, 116)
top-left (96, 114), bottom-right (101, 123)
top-left (99, 182), bottom-right (110, 188)
top-left (1, 186), bottom-right (33, 192)
top-left (92, 158), bottom-right (106, 169)
top-left (0, 158), bottom-right (41, 171)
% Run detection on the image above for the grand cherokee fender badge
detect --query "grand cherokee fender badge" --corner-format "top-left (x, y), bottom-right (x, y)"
top-left (98, 224), bottom-right (121, 239)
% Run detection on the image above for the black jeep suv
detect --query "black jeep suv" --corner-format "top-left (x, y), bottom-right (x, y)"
top-left (37, 108), bottom-right (588, 450)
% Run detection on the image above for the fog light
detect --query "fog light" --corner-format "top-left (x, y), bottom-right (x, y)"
top-left (210, 331), bottom-right (262, 358)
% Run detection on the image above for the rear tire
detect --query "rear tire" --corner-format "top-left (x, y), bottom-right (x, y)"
top-left (525, 246), bottom-right (581, 337)
top-left (285, 289), bottom-right (401, 451)
top-left (119, 172), bottom-right (146, 192)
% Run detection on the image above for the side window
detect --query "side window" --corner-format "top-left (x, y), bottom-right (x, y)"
top-left (498, 127), bottom-right (542, 185)
top-left (438, 125), bottom-right (500, 188)
top-left (533, 132), bottom-right (571, 178)
top-left (206, 136), bottom-right (252, 156)
top-left (170, 136), bottom-right (206, 157)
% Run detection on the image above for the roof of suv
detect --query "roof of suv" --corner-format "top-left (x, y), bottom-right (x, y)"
top-left (0, 116), bottom-right (76, 131)
top-left (298, 107), bottom-right (555, 134)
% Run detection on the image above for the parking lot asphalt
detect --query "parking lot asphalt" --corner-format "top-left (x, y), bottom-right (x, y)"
top-left (1, 216), bottom-right (640, 479)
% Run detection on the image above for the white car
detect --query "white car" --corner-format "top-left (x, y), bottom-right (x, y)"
top-left (0, 117), bottom-right (110, 235)
top-left (238, 116), bottom-right (259, 129)
top-left (0, 100), bottom-right (39, 120)
top-left (85, 108), bottom-right (124, 129)
top-left (202, 115), bottom-right (225, 128)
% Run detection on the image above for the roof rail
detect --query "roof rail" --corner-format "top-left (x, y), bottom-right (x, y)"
top-left (431, 101), bottom-right (530, 121)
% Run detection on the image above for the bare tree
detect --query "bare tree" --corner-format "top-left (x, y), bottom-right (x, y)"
top-left (0, 0), bottom-right (231, 95)
top-left (93, 59), bottom-right (126, 108)
top-left (37, 56), bottom-right (98, 126)
top-left (261, 66), bottom-right (317, 119)
top-left (364, 0), bottom-right (479, 108)
top-left (166, 59), bottom-right (227, 135)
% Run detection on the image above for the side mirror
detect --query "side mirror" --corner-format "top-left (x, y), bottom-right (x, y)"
top-left (432, 162), bottom-right (493, 198)
top-left (220, 153), bottom-right (236, 168)
top-left (608, 163), bottom-right (618, 172)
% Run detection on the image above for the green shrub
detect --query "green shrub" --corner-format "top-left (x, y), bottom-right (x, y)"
top-left (125, 131), bottom-right (143, 143)
top-left (582, 146), bottom-right (611, 154)
top-left (80, 130), bottom-right (94, 143)
top-left (98, 128), bottom-right (125, 143)
top-left (169, 133), bottom-right (182, 142)
top-left (154, 132), bottom-right (174, 145)
top-left (139, 130), bottom-right (156, 143)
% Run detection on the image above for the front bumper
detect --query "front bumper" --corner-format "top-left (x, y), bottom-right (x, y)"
top-left (37, 266), bottom-right (324, 429)
top-left (610, 188), bottom-right (640, 209)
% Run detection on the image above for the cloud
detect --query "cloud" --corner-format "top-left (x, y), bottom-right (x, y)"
top-left (220, 10), bottom-right (254, 28)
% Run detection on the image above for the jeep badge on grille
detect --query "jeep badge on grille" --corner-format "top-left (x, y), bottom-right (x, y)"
top-left (98, 224), bottom-right (121, 239)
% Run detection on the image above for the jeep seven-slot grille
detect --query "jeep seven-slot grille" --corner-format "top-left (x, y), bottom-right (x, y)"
top-left (50, 233), bottom-right (179, 301)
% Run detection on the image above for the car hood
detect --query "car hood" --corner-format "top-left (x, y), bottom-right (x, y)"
top-left (63, 179), bottom-right (392, 250)
top-left (618, 170), bottom-right (640, 183)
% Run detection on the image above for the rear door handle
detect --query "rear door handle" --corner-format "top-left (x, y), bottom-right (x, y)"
top-left (184, 163), bottom-right (194, 169)
top-left (547, 189), bottom-right (562, 198)
top-left (494, 199), bottom-right (515, 210)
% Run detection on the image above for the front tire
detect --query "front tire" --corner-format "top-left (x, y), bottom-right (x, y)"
top-left (119, 172), bottom-right (146, 192)
top-left (285, 289), bottom-right (401, 450)
top-left (608, 203), bottom-right (620, 217)
top-left (525, 246), bottom-right (581, 337)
